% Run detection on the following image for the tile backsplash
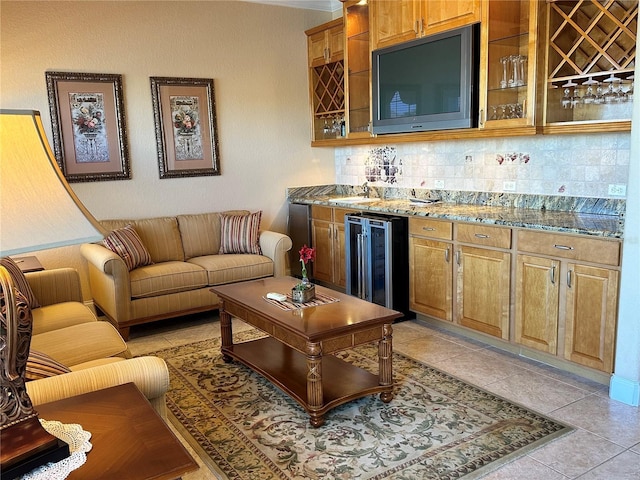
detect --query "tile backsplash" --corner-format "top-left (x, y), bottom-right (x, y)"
top-left (335, 132), bottom-right (630, 199)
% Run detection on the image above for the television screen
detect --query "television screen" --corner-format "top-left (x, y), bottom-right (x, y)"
top-left (378, 35), bottom-right (462, 120)
top-left (372, 25), bottom-right (479, 134)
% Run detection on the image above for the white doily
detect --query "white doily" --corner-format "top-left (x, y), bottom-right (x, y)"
top-left (19, 419), bottom-right (92, 480)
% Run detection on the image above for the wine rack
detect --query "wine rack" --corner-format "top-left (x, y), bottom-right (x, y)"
top-left (311, 60), bottom-right (345, 140)
top-left (544, 0), bottom-right (637, 128)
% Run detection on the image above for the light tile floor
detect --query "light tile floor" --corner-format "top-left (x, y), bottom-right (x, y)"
top-left (127, 314), bottom-right (640, 480)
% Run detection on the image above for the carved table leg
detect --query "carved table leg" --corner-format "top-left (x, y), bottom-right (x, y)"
top-left (220, 300), bottom-right (233, 363)
top-left (379, 323), bottom-right (394, 403)
top-left (306, 341), bottom-right (324, 427)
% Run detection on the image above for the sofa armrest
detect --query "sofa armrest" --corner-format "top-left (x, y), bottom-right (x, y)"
top-left (259, 230), bottom-right (292, 278)
top-left (26, 356), bottom-right (170, 419)
top-left (80, 243), bottom-right (132, 323)
top-left (25, 268), bottom-right (83, 306)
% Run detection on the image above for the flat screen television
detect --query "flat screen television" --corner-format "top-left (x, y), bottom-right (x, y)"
top-left (371, 24), bottom-right (480, 135)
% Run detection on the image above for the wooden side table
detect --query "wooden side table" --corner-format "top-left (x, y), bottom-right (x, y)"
top-left (36, 383), bottom-right (198, 480)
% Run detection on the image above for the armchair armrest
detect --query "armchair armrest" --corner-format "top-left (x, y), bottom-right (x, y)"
top-left (80, 243), bottom-right (132, 323)
top-left (26, 356), bottom-right (170, 419)
top-left (25, 268), bottom-right (83, 306)
top-left (259, 230), bottom-right (292, 278)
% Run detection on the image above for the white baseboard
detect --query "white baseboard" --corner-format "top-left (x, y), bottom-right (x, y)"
top-left (609, 375), bottom-right (640, 406)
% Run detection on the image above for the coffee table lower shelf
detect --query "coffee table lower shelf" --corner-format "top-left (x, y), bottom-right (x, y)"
top-left (222, 337), bottom-right (391, 424)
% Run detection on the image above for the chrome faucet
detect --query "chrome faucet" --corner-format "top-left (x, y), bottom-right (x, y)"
top-left (361, 181), bottom-right (369, 198)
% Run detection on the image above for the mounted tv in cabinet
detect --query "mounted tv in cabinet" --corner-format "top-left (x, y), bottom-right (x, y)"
top-left (372, 24), bottom-right (480, 135)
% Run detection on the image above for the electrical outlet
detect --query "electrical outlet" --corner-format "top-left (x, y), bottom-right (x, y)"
top-left (608, 184), bottom-right (626, 196)
top-left (434, 179), bottom-right (445, 189)
top-left (503, 181), bottom-right (516, 191)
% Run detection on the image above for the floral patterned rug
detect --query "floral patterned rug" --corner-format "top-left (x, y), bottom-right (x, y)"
top-left (150, 329), bottom-right (572, 479)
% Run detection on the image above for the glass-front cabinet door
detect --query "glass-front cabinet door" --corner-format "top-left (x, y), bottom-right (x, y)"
top-left (479, 0), bottom-right (539, 130)
top-left (344, 0), bottom-right (372, 138)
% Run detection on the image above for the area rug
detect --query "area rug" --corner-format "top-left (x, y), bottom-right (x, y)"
top-left (149, 329), bottom-right (573, 479)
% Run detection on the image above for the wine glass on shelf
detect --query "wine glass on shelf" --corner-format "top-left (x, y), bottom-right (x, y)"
top-left (509, 55), bottom-right (518, 87)
top-left (561, 81), bottom-right (577, 108)
top-left (500, 56), bottom-right (509, 89)
top-left (581, 77), bottom-right (598, 104)
top-left (517, 55), bottom-right (526, 86)
top-left (603, 73), bottom-right (621, 104)
top-left (626, 74), bottom-right (634, 103)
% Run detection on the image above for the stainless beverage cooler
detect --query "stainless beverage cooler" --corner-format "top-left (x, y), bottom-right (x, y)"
top-left (345, 212), bottom-right (409, 316)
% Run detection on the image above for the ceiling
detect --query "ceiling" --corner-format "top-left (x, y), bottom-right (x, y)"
top-left (244, 0), bottom-right (343, 12)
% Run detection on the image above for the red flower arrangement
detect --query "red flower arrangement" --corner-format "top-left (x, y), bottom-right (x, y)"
top-left (297, 245), bottom-right (315, 288)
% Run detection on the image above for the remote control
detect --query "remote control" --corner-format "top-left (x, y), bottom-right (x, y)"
top-left (266, 292), bottom-right (287, 302)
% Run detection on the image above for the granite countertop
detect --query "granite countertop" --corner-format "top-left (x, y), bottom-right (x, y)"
top-left (287, 187), bottom-right (624, 239)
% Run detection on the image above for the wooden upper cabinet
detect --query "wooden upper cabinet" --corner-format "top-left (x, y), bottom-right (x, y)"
top-left (371, 0), bottom-right (419, 50)
top-left (371, 0), bottom-right (482, 50)
top-left (422, 0), bottom-right (482, 35)
top-left (307, 18), bottom-right (344, 67)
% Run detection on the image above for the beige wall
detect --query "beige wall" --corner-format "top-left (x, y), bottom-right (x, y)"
top-left (1, 1), bottom-right (335, 298)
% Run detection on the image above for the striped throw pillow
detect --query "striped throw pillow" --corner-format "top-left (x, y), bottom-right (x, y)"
top-left (219, 211), bottom-right (262, 255)
top-left (102, 224), bottom-right (153, 271)
top-left (26, 350), bottom-right (71, 381)
top-left (0, 257), bottom-right (40, 309)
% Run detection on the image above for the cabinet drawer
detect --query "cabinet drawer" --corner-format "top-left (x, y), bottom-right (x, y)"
top-left (517, 230), bottom-right (620, 266)
top-left (409, 218), bottom-right (453, 240)
top-left (333, 208), bottom-right (356, 224)
top-left (311, 205), bottom-right (332, 222)
top-left (457, 224), bottom-right (511, 249)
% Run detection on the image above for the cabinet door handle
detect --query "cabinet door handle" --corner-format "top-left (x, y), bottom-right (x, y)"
top-left (474, 233), bottom-right (489, 239)
top-left (455, 249), bottom-right (461, 266)
top-left (550, 264), bottom-right (556, 285)
top-left (415, 19), bottom-right (420, 34)
top-left (554, 244), bottom-right (574, 250)
top-left (445, 246), bottom-right (450, 263)
top-left (422, 227), bottom-right (435, 231)
top-left (567, 269), bottom-right (572, 288)
top-left (420, 18), bottom-right (424, 35)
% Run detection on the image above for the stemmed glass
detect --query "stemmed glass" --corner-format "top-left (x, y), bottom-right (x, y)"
top-left (500, 56), bottom-right (509, 89)
top-left (603, 73), bottom-right (621, 104)
top-left (626, 74), bottom-right (635, 103)
top-left (561, 81), bottom-right (577, 108)
top-left (581, 77), bottom-right (598, 104)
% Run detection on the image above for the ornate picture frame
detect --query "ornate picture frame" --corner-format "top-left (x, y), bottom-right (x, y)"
top-left (45, 71), bottom-right (131, 182)
top-left (150, 76), bottom-right (220, 179)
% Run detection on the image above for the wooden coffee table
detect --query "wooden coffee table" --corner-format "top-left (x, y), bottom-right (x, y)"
top-left (36, 383), bottom-right (198, 480)
top-left (211, 277), bottom-right (402, 427)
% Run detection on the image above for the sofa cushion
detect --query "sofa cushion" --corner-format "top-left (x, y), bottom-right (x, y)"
top-left (188, 254), bottom-right (273, 285)
top-left (219, 211), bottom-right (262, 255)
top-left (102, 217), bottom-right (185, 263)
top-left (31, 321), bottom-right (129, 368)
top-left (31, 301), bottom-right (97, 336)
top-left (0, 256), bottom-right (40, 309)
top-left (177, 213), bottom-right (222, 259)
top-left (129, 261), bottom-right (208, 299)
top-left (26, 350), bottom-right (72, 381)
top-left (178, 211), bottom-right (252, 259)
top-left (102, 225), bottom-right (153, 271)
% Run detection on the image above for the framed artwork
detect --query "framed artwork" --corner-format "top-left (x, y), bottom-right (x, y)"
top-left (150, 76), bottom-right (220, 179)
top-left (45, 71), bottom-right (131, 182)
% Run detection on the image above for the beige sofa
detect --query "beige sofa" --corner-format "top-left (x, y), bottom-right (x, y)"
top-left (22, 267), bottom-right (170, 418)
top-left (81, 211), bottom-right (292, 339)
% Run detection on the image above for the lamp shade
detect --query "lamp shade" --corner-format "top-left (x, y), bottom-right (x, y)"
top-left (0, 110), bottom-right (105, 256)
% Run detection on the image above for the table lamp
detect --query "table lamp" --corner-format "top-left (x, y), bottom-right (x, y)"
top-left (0, 110), bottom-right (106, 477)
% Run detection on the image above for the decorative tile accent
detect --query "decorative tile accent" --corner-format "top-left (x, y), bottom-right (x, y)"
top-left (334, 132), bottom-right (630, 199)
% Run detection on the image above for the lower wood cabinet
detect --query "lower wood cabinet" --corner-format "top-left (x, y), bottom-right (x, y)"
top-left (457, 245), bottom-right (511, 340)
top-left (409, 236), bottom-right (453, 321)
top-left (409, 218), bottom-right (621, 374)
top-left (409, 219), bottom-right (511, 340)
top-left (311, 206), bottom-right (353, 289)
top-left (515, 230), bottom-right (620, 373)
